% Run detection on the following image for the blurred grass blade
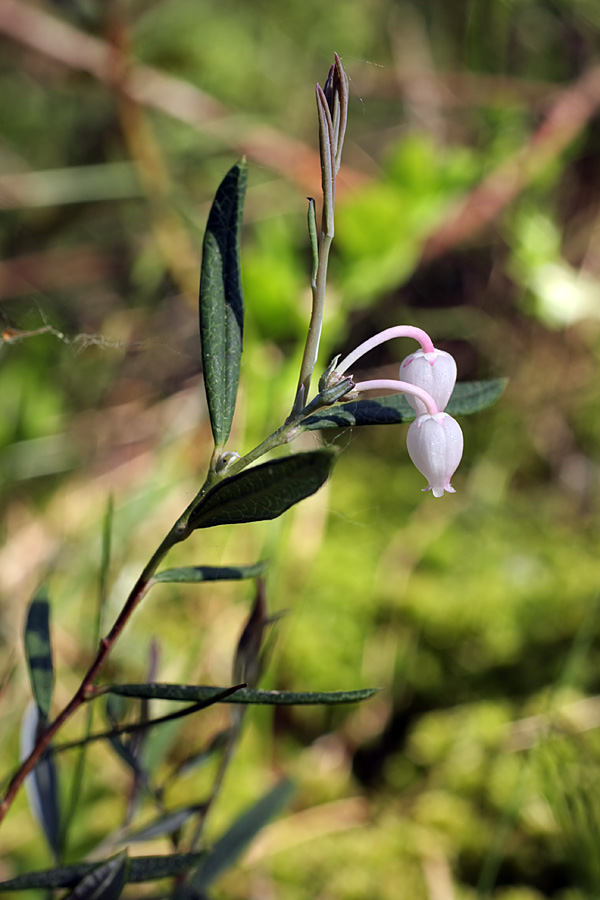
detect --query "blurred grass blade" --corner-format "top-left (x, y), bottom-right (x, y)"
top-left (96, 495), bottom-right (114, 638)
top-left (20, 702), bottom-right (61, 861)
top-left (62, 496), bottom-right (114, 854)
top-left (107, 684), bottom-right (379, 705)
top-left (0, 853), bottom-right (205, 892)
top-left (153, 562), bottom-right (267, 584)
top-left (302, 378), bottom-right (507, 430)
top-left (199, 160), bottom-right (247, 449)
top-left (108, 735), bottom-right (147, 779)
top-left (65, 851), bottom-right (128, 900)
top-left (233, 579), bottom-right (267, 688)
top-left (171, 729), bottom-right (232, 779)
top-left (24, 584), bottom-right (54, 719)
top-left (190, 779), bottom-right (294, 891)
top-left (189, 450), bottom-right (336, 529)
top-left (123, 805), bottom-right (205, 844)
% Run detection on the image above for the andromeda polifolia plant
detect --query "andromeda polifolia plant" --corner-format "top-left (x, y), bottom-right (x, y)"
top-left (0, 54), bottom-right (504, 899)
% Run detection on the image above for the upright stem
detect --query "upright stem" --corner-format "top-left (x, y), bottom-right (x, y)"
top-left (293, 56), bottom-right (348, 413)
top-left (294, 228), bottom-right (333, 409)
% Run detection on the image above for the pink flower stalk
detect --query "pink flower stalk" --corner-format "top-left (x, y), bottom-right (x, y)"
top-left (400, 348), bottom-right (457, 417)
top-left (335, 326), bottom-right (434, 377)
top-left (353, 379), bottom-right (439, 415)
top-left (406, 413), bottom-right (464, 497)
top-left (333, 324), bottom-right (463, 497)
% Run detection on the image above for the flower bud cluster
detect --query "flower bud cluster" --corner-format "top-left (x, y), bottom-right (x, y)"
top-left (333, 327), bottom-right (464, 497)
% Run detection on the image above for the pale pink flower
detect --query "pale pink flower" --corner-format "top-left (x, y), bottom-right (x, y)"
top-left (400, 348), bottom-right (457, 417)
top-left (406, 413), bottom-right (464, 497)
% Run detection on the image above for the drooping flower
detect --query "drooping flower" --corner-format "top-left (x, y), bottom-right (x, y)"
top-left (406, 412), bottom-right (464, 497)
top-left (329, 324), bottom-right (464, 497)
top-left (400, 348), bottom-right (457, 417)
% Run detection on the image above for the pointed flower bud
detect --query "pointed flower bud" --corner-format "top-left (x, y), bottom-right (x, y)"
top-left (406, 412), bottom-right (464, 497)
top-left (400, 349), bottom-right (457, 417)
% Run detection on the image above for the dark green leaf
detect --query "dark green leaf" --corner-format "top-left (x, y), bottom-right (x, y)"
top-left (106, 684), bottom-right (379, 706)
top-left (190, 780), bottom-right (294, 891)
top-left (152, 562), bottom-right (267, 584)
top-left (199, 160), bottom-right (247, 448)
top-left (0, 853), bottom-right (204, 891)
top-left (24, 585), bottom-right (54, 719)
top-left (65, 852), bottom-right (128, 900)
top-left (20, 703), bottom-right (61, 860)
top-left (189, 450), bottom-right (336, 530)
top-left (445, 378), bottom-right (507, 415)
top-left (54, 687), bottom-right (244, 754)
top-left (302, 378), bottom-right (507, 430)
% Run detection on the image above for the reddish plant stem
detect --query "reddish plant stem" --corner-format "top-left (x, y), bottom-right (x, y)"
top-left (0, 532), bottom-right (177, 826)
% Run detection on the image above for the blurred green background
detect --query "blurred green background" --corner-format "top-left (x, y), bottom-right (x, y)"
top-left (2, 0), bottom-right (600, 897)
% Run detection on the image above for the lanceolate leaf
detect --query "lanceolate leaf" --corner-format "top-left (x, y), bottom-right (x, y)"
top-left (106, 684), bottom-right (379, 706)
top-left (0, 854), bottom-right (204, 892)
top-left (189, 451), bottom-right (336, 529)
top-left (152, 562), bottom-right (267, 584)
top-left (65, 852), bottom-right (128, 900)
top-left (199, 160), bottom-right (247, 449)
top-left (190, 780), bottom-right (294, 891)
top-left (301, 378), bottom-right (507, 430)
top-left (24, 584), bottom-right (54, 720)
top-left (447, 378), bottom-right (507, 415)
top-left (20, 703), bottom-right (61, 861)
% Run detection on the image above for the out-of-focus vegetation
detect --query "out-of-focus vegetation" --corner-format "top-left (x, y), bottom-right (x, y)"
top-left (2, 0), bottom-right (600, 897)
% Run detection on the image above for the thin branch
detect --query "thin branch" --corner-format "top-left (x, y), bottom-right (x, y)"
top-left (421, 63), bottom-right (600, 261)
top-left (51, 685), bottom-right (245, 754)
top-left (0, 0), bottom-right (367, 196)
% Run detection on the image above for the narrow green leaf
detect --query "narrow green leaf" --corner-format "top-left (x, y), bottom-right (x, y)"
top-left (0, 854), bottom-right (205, 891)
top-left (446, 378), bottom-right (507, 415)
top-left (153, 562), bottom-right (267, 584)
top-left (20, 703), bottom-right (61, 860)
top-left (24, 585), bottom-right (54, 719)
top-left (54, 688), bottom-right (244, 754)
top-left (190, 780), bottom-right (294, 891)
top-left (199, 160), bottom-right (247, 448)
top-left (302, 378), bottom-right (507, 430)
top-left (106, 684), bottom-right (379, 705)
top-left (170, 728), bottom-right (232, 779)
top-left (189, 450), bottom-right (336, 530)
top-left (65, 852), bottom-right (128, 900)
top-left (62, 496), bottom-right (114, 853)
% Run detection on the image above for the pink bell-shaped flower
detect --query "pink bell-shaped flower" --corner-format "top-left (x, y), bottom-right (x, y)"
top-left (406, 412), bottom-right (464, 497)
top-left (400, 349), bottom-right (457, 417)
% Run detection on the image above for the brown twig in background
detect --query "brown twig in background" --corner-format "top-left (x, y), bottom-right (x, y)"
top-left (0, 248), bottom-right (113, 301)
top-left (105, 2), bottom-right (199, 304)
top-left (2, 1), bottom-right (597, 269)
top-left (420, 63), bottom-right (600, 262)
top-left (0, 0), bottom-right (367, 196)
